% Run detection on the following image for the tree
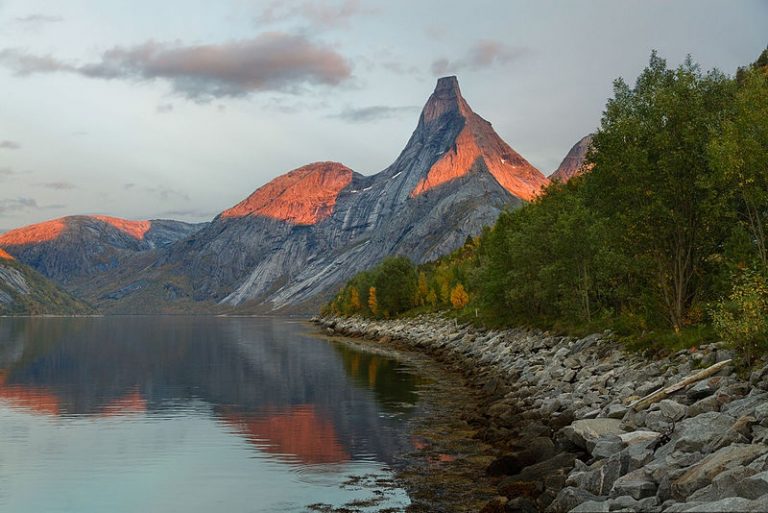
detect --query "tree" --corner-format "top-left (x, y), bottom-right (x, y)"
top-left (710, 67), bottom-right (768, 267)
top-left (585, 52), bottom-right (733, 332)
top-left (349, 287), bottom-right (361, 312)
top-left (450, 283), bottom-right (469, 309)
top-left (372, 256), bottom-right (417, 317)
top-left (417, 272), bottom-right (429, 306)
top-left (712, 268), bottom-right (768, 363)
top-left (368, 287), bottom-right (378, 316)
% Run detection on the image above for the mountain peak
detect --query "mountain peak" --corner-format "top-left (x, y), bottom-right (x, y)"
top-left (434, 75), bottom-right (461, 98)
top-left (410, 77), bottom-right (549, 200)
top-left (549, 134), bottom-right (594, 183)
top-left (220, 161), bottom-right (354, 225)
top-left (421, 76), bottom-right (471, 125)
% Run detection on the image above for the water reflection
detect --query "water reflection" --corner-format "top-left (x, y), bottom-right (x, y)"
top-left (0, 317), bottom-right (419, 512)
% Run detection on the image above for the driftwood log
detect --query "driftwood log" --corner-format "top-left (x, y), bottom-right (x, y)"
top-left (630, 359), bottom-right (732, 412)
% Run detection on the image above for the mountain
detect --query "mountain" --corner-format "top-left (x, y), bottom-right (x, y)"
top-left (0, 216), bottom-right (207, 288)
top-left (73, 76), bottom-right (547, 313)
top-left (549, 134), bottom-right (594, 183)
top-left (2, 76), bottom-right (548, 313)
top-left (0, 249), bottom-right (94, 315)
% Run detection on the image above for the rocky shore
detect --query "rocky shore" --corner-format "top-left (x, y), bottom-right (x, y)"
top-left (315, 314), bottom-right (768, 513)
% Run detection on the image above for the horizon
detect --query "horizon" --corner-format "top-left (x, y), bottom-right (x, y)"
top-left (0, 0), bottom-right (765, 231)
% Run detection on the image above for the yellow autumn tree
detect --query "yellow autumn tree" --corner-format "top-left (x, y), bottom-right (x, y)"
top-left (426, 289), bottom-right (438, 308)
top-left (368, 286), bottom-right (378, 316)
top-left (417, 272), bottom-right (429, 305)
top-left (450, 283), bottom-right (469, 310)
top-left (349, 287), bottom-right (361, 312)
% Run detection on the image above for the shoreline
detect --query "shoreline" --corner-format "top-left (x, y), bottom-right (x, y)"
top-left (315, 314), bottom-right (768, 513)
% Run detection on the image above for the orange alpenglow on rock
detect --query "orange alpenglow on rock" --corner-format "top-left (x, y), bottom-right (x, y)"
top-left (0, 215), bottom-right (151, 246)
top-left (91, 216), bottom-right (151, 240)
top-left (220, 161), bottom-right (354, 225)
top-left (0, 218), bottom-right (68, 245)
top-left (411, 76), bottom-right (549, 201)
top-left (0, 248), bottom-right (14, 260)
top-left (221, 405), bottom-right (349, 464)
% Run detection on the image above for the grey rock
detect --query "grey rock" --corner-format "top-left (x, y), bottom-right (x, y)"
top-left (563, 419), bottom-right (625, 451)
top-left (568, 500), bottom-right (610, 513)
top-left (658, 400), bottom-right (688, 422)
top-left (610, 469), bottom-right (657, 500)
top-left (672, 443), bottom-right (767, 499)
top-left (681, 496), bottom-right (754, 512)
top-left (665, 412), bottom-right (737, 454)
top-left (688, 395), bottom-right (722, 417)
top-left (546, 487), bottom-right (601, 513)
top-left (592, 435), bottom-right (625, 460)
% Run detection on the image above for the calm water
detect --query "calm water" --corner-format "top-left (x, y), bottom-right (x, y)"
top-left (0, 317), bottom-right (423, 513)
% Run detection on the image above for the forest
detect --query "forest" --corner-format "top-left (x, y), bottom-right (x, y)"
top-left (324, 49), bottom-right (768, 359)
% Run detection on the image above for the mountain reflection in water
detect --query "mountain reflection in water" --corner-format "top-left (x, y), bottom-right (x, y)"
top-left (0, 316), bottom-right (420, 512)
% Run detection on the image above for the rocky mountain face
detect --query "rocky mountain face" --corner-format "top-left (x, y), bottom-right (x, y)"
top-left (81, 76), bottom-right (548, 313)
top-left (0, 215), bottom-right (206, 286)
top-left (2, 77), bottom-right (549, 313)
top-left (0, 249), bottom-right (94, 315)
top-left (549, 134), bottom-right (594, 183)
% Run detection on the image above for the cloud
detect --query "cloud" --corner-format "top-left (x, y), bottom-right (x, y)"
top-left (15, 14), bottom-right (63, 24)
top-left (331, 105), bottom-right (419, 123)
top-left (431, 40), bottom-right (531, 76)
top-left (156, 103), bottom-right (174, 113)
top-left (123, 183), bottom-right (189, 201)
top-left (36, 181), bottom-right (75, 190)
top-left (257, 0), bottom-right (373, 28)
top-left (0, 33), bottom-right (352, 100)
top-left (0, 140), bottom-right (21, 150)
top-left (0, 166), bottom-right (14, 177)
top-left (0, 197), bottom-right (38, 214)
top-left (157, 208), bottom-right (217, 219)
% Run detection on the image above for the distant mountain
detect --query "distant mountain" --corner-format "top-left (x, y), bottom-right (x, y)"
top-left (0, 249), bottom-right (94, 315)
top-left (0, 216), bottom-right (207, 287)
top-left (549, 134), bottom-right (594, 183)
top-left (2, 77), bottom-right (549, 313)
top-left (75, 76), bottom-right (548, 312)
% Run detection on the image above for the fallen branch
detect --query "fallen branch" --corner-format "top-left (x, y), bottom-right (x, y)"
top-left (630, 359), bottom-right (732, 412)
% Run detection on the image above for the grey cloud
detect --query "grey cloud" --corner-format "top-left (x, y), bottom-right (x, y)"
top-left (432, 40), bottom-right (531, 75)
top-left (15, 14), bottom-right (63, 24)
top-left (157, 208), bottom-right (217, 219)
top-left (0, 33), bottom-right (352, 100)
top-left (124, 183), bottom-right (189, 201)
top-left (257, 0), bottom-right (373, 28)
top-left (0, 197), bottom-right (38, 214)
top-left (37, 181), bottom-right (75, 190)
top-left (156, 103), bottom-right (174, 113)
top-left (0, 140), bottom-right (21, 149)
top-left (0, 166), bottom-right (14, 177)
top-left (332, 105), bottom-right (419, 123)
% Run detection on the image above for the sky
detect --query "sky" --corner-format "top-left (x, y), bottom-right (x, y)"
top-left (0, 0), bottom-right (765, 231)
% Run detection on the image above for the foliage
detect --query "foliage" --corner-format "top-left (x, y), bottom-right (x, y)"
top-left (324, 49), bottom-right (768, 357)
top-left (711, 268), bottom-right (768, 362)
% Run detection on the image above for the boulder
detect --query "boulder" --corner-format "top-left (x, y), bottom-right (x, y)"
top-left (688, 395), bottom-right (722, 417)
top-left (562, 419), bottom-right (624, 451)
top-left (681, 496), bottom-right (754, 512)
top-left (545, 487), bottom-right (602, 513)
top-left (659, 399), bottom-right (688, 421)
top-left (568, 500), bottom-right (610, 512)
top-left (591, 435), bottom-right (624, 460)
top-left (664, 412), bottom-right (737, 454)
top-left (610, 468), bottom-right (657, 500)
top-left (672, 443), bottom-right (767, 499)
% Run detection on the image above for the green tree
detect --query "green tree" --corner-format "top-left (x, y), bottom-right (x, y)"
top-left (585, 52), bottom-right (733, 332)
top-left (710, 67), bottom-right (768, 267)
top-left (711, 268), bottom-right (768, 363)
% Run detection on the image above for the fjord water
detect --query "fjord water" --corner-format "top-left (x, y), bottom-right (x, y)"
top-left (0, 317), bottom-right (418, 512)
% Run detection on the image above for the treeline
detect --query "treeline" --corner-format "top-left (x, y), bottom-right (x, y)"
top-left (325, 49), bottom-right (768, 357)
